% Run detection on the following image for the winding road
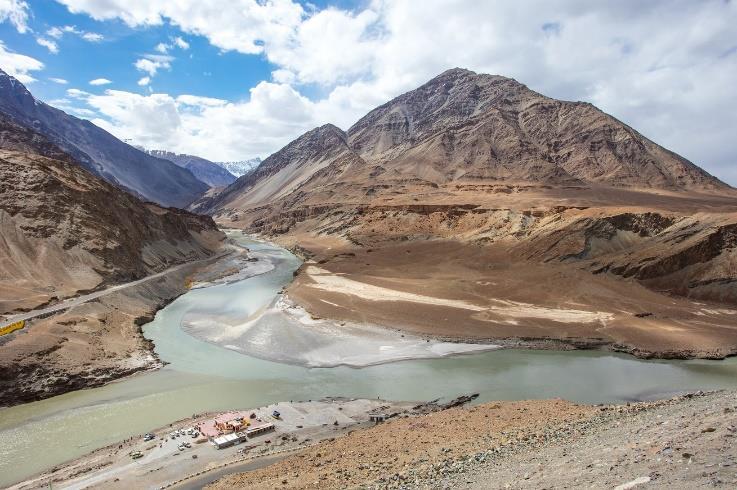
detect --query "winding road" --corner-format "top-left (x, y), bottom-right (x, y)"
top-left (0, 253), bottom-right (226, 330)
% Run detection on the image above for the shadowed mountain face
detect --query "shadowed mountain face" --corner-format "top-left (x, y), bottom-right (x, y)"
top-left (0, 114), bottom-right (223, 315)
top-left (145, 150), bottom-right (236, 188)
top-left (0, 69), bottom-right (208, 208)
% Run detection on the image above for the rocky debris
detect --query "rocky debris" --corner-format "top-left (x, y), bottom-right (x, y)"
top-left (206, 391), bottom-right (737, 489)
top-left (414, 391), bottom-right (737, 489)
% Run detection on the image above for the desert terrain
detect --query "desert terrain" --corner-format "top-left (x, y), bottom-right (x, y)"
top-left (210, 391), bottom-right (737, 489)
top-left (197, 69), bottom-right (737, 360)
top-left (14, 391), bottom-right (735, 490)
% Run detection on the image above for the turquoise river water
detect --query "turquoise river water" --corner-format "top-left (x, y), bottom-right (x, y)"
top-left (1, 235), bottom-right (737, 487)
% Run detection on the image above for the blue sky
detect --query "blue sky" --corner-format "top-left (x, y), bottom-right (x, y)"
top-left (0, 1), bottom-right (275, 103)
top-left (0, 0), bottom-right (736, 185)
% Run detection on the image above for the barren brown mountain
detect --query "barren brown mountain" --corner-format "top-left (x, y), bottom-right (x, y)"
top-left (0, 115), bottom-right (224, 405)
top-left (198, 68), bottom-right (737, 359)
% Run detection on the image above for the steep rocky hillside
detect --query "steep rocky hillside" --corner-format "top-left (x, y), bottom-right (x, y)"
top-left (196, 69), bottom-right (737, 357)
top-left (199, 68), bottom-right (727, 218)
top-left (0, 69), bottom-right (208, 208)
top-left (0, 115), bottom-right (224, 315)
top-left (146, 149), bottom-right (236, 187)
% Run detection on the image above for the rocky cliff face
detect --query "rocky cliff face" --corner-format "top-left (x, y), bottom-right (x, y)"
top-left (0, 115), bottom-right (224, 315)
top-left (146, 149), bottom-right (237, 188)
top-left (0, 69), bottom-right (208, 208)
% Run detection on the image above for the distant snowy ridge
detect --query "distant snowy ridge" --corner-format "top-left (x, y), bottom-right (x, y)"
top-left (215, 158), bottom-right (261, 177)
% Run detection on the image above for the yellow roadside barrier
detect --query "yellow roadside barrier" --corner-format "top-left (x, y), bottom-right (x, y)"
top-left (0, 320), bottom-right (25, 336)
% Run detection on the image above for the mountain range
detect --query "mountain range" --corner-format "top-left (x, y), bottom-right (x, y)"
top-left (200, 68), bottom-right (726, 218)
top-left (0, 69), bottom-right (207, 208)
top-left (144, 149), bottom-right (237, 188)
top-left (197, 68), bottom-right (737, 358)
top-left (216, 158), bottom-right (262, 177)
top-left (0, 77), bottom-right (225, 405)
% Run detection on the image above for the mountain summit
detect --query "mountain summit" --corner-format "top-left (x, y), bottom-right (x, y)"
top-left (198, 68), bottom-right (728, 218)
top-left (0, 69), bottom-right (208, 208)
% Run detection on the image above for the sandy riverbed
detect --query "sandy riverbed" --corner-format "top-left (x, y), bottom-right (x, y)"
top-left (182, 291), bottom-right (499, 368)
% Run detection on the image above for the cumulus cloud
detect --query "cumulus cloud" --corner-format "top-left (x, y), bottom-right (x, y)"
top-left (137, 76), bottom-right (150, 86)
top-left (134, 54), bottom-right (172, 77)
top-left (57, 0), bottom-right (304, 55)
top-left (0, 41), bottom-right (43, 83)
top-left (49, 77), bottom-right (68, 84)
top-left (156, 36), bottom-right (189, 53)
top-left (65, 82), bottom-right (320, 160)
top-left (173, 36), bottom-right (189, 49)
top-left (36, 38), bottom-right (59, 54)
top-left (66, 87), bottom-right (91, 98)
top-left (89, 78), bottom-right (112, 85)
top-left (0, 0), bottom-right (29, 33)
top-left (56, 0), bottom-right (737, 183)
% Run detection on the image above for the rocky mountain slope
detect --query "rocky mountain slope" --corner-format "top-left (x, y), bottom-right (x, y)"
top-left (145, 149), bottom-right (236, 187)
top-left (0, 114), bottom-right (225, 406)
top-left (197, 68), bottom-right (737, 358)
top-left (0, 114), bottom-right (223, 315)
top-left (199, 68), bottom-right (726, 216)
top-left (0, 69), bottom-right (208, 208)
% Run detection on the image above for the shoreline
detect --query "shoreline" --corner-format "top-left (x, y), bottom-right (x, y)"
top-left (7, 397), bottom-right (431, 490)
top-left (17, 390), bottom-right (733, 489)
top-left (209, 390), bottom-right (737, 489)
top-left (275, 235), bottom-right (737, 362)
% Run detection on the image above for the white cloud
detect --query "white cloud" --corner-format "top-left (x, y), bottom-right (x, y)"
top-left (81, 32), bottom-right (104, 42)
top-left (57, 0), bottom-right (304, 55)
top-left (0, 0), bottom-right (29, 33)
top-left (66, 87), bottom-right (91, 98)
top-left (0, 41), bottom-right (43, 83)
top-left (153, 36), bottom-right (189, 56)
top-left (176, 94), bottom-right (227, 107)
top-left (89, 78), bottom-right (112, 85)
top-left (56, 0), bottom-right (737, 184)
top-left (46, 24), bottom-right (105, 44)
top-left (49, 77), bottom-right (68, 84)
top-left (134, 54), bottom-right (172, 77)
top-left (47, 26), bottom-right (64, 39)
top-left (137, 76), bottom-right (150, 86)
top-left (173, 36), bottom-right (189, 49)
top-left (36, 38), bottom-right (59, 54)
top-left (70, 82), bottom-right (318, 160)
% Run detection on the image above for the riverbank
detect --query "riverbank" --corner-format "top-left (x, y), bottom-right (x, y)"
top-left (7, 397), bottom-right (423, 490)
top-left (209, 390), bottom-right (737, 489)
top-left (0, 232), bottom-right (256, 408)
top-left (278, 237), bottom-right (737, 360)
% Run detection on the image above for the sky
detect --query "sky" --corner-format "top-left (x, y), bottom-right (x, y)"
top-left (0, 1), bottom-right (735, 184)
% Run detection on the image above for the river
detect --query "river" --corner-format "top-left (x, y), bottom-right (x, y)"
top-left (2, 233), bottom-right (737, 487)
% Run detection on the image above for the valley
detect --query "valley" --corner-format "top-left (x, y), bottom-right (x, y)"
top-left (1, 57), bottom-right (737, 490)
